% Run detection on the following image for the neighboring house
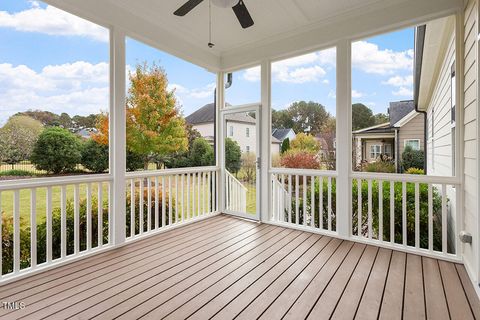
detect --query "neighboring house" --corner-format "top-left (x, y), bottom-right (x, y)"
top-left (316, 133), bottom-right (336, 160)
top-left (76, 128), bottom-right (98, 139)
top-left (186, 103), bottom-right (282, 156)
top-left (414, 16), bottom-right (456, 249)
top-left (272, 128), bottom-right (296, 144)
top-left (352, 100), bottom-right (425, 172)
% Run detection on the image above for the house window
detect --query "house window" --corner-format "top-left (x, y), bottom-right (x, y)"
top-left (370, 145), bottom-right (381, 159)
top-left (229, 126), bottom-right (234, 137)
top-left (246, 146), bottom-right (250, 153)
top-left (405, 139), bottom-right (420, 150)
top-left (384, 144), bottom-right (392, 157)
top-left (246, 127), bottom-right (250, 137)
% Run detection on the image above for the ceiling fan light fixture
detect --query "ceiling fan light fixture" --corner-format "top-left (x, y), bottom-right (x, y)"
top-left (211, 0), bottom-right (238, 9)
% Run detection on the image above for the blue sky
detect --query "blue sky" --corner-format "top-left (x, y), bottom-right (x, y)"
top-left (0, 0), bottom-right (414, 125)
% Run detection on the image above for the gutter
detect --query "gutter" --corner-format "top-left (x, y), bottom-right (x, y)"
top-left (414, 24), bottom-right (428, 173)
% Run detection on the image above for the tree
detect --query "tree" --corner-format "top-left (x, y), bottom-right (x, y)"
top-left (225, 138), bottom-right (241, 174)
top-left (242, 152), bottom-right (256, 183)
top-left (272, 101), bottom-right (331, 135)
top-left (280, 150), bottom-right (320, 169)
top-left (281, 138), bottom-right (290, 154)
top-left (374, 113), bottom-right (389, 125)
top-left (290, 133), bottom-right (320, 154)
top-left (30, 127), bottom-right (82, 174)
top-left (0, 116), bottom-right (43, 167)
top-left (352, 103), bottom-right (375, 130)
top-left (401, 145), bottom-right (425, 171)
top-left (189, 138), bottom-right (214, 167)
top-left (59, 113), bottom-right (72, 129)
top-left (272, 109), bottom-right (294, 131)
top-left (81, 140), bottom-right (109, 173)
top-left (14, 110), bottom-right (60, 126)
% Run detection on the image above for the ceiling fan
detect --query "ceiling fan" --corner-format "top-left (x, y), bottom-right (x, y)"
top-left (174, 0), bottom-right (254, 29)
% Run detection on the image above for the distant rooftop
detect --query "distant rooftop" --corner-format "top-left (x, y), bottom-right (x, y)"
top-left (186, 103), bottom-right (256, 125)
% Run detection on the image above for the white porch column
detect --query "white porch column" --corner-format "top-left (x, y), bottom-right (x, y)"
top-left (109, 28), bottom-right (126, 245)
top-left (216, 72), bottom-right (225, 213)
top-left (336, 40), bottom-right (352, 238)
top-left (260, 60), bottom-right (272, 222)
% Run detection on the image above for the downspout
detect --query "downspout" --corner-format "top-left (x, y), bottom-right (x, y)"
top-left (414, 25), bottom-right (428, 173)
top-left (214, 73), bottom-right (233, 160)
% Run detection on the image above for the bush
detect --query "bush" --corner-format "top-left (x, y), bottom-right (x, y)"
top-left (31, 127), bottom-right (82, 174)
top-left (405, 167), bottom-right (425, 175)
top-left (189, 138), bottom-right (214, 167)
top-left (81, 140), bottom-right (109, 173)
top-left (0, 170), bottom-right (36, 177)
top-left (280, 149), bottom-right (320, 169)
top-left (225, 138), bottom-right (241, 174)
top-left (363, 161), bottom-right (395, 173)
top-left (290, 133), bottom-right (320, 153)
top-left (281, 138), bottom-right (290, 154)
top-left (126, 150), bottom-right (145, 172)
top-left (402, 146), bottom-right (425, 171)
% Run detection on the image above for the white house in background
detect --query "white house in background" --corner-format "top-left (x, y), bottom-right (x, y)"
top-left (186, 103), bottom-right (282, 155)
top-left (415, 15), bottom-right (457, 249)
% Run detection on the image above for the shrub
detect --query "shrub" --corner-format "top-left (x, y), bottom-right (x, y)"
top-left (363, 161), bottom-right (395, 173)
top-left (126, 150), bottom-right (145, 172)
top-left (225, 138), bottom-right (241, 174)
top-left (280, 150), bottom-right (320, 169)
top-left (31, 127), bottom-right (82, 174)
top-left (81, 140), bottom-right (109, 173)
top-left (189, 138), bottom-right (214, 167)
top-left (402, 146), bottom-right (425, 171)
top-left (290, 133), bottom-right (320, 153)
top-left (281, 138), bottom-right (290, 154)
top-left (0, 170), bottom-right (36, 177)
top-left (405, 167), bottom-right (425, 175)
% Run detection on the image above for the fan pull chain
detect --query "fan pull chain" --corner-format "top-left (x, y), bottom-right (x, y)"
top-left (208, 0), bottom-right (215, 48)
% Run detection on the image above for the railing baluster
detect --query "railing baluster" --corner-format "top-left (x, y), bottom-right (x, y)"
top-left (175, 175), bottom-right (179, 221)
top-left (98, 182), bottom-right (103, 247)
top-left (147, 178), bottom-right (152, 231)
top-left (288, 175), bottom-right (292, 224)
top-left (162, 176), bottom-right (166, 227)
top-left (402, 181), bottom-right (407, 246)
top-left (46, 186), bottom-right (52, 262)
top-left (357, 179), bottom-right (362, 236)
top-left (169, 175), bottom-right (173, 223)
top-left (281, 174), bottom-right (285, 223)
top-left (130, 179), bottom-right (135, 237)
top-left (74, 184), bottom-right (80, 254)
top-left (202, 172), bottom-right (206, 215)
top-left (303, 175), bottom-right (307, 227)
top-left (86, 183), bottom-right (92, 251)
top-left (442, 184), bottom-right (447, 253)
top-left (319, 177), bottom-right (323, 229)
top-left (428, 184), bottom-right (433, 252)
top-left (415, 183), bottom-right (420, 249)
top-left (13, 190), bottom-right (20, 273)
top-left (181, 174), bottom-right (185, 220)
top-left (311, 176), bottom-right (315, 228)
top-left (31, 188), bottom-right (37, 267)
top-left (328, 177), bottom-right (332, 231)
top-left (367, 179), bottom-right (372, 239)
top-left (390, 181), bottom-right (394, 244)
top-left (212, 171), bottom-right (216, 212)
top-left (378, 181), bottom-right (383, 242)
top-left (187, 174), bottom-right (191, 220)
top-left (139, 179), bottom-right (144, 234)
top-left (197, 173), bottom-right (200, 217)
top-left (155, 177), bottom-right (159, 229)
top-left (295, 175), bottom-right (299, 225)
top-left (0, 191), bottom-right (2, 275)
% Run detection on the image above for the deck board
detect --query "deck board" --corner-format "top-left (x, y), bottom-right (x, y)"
top-left (0, 214), bottom-right (477, 320)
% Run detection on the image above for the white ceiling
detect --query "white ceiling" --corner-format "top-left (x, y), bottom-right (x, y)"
top-left (45, 0), bottom-right (461, 71)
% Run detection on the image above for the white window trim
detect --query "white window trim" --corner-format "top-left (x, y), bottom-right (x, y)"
top-left (370, 145), bottom-right (382, 159)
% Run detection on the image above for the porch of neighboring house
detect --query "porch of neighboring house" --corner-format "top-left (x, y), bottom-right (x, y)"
top-left (1, 215), bottom-right (479, 320)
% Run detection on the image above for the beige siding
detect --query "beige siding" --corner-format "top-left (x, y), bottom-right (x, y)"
top-left (398, 113), bottom-right (425, 158)
top-left (426, 30), bottom-right (456, 177)
top-left (463, 0), bottom-right (478, 285)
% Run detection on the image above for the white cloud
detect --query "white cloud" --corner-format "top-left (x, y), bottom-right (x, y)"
top-left (322, 79), bottom-right (330, 85)
top-left (242, 67), bottom-right (260, 82)
top-left (169, 82), bottom-right (216, 102)
top-left (392, 87), bottom-right (413, 97)
top-left (352, 41), bottom-right (413, 75)
top-left (352, 90), bottom-right (365, 98)
top-left (0, 62), bottom-right (109, 124)
top-left (0, 5), bottom-right (108, 42)
top-left (328, 90), bottom-right (336, 99)
top-left (277, 65), bottom-right (326, 84)
top-left (383, 75), bottom-right (413, 87)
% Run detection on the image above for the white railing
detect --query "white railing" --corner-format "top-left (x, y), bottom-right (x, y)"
top-left (270, 168), bottom-right (337, 234)
top-left (0, 174), bottom-right (112, 280)
top-left (350, 172), bottom-right (462, 260)
top-left (125, 166), bottom-right (218, 239)
top-left (225, 170), bottom-right (247, 213)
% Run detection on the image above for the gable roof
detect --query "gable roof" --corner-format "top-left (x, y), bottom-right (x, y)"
top-left (389, 100), bottom-right (415, 126)
top-left (271, 128), bottom-right (294, 141)
top-left (185, 103), bottom-right (256, 125)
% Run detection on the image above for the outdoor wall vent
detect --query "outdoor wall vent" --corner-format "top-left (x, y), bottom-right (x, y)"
top-left (459, 231), bottom-right (473, 244)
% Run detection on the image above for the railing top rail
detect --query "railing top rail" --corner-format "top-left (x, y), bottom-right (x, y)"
top-left (350, 172), bottom-right (461, 185)
top-left (270, 168), bottom-right (338, 177)
top-left (0, 174), bottom-right (113, 191)
top-left (225, 170), bottom-right (248, 192)
top-left (125, 166), bottom-right (219, 179)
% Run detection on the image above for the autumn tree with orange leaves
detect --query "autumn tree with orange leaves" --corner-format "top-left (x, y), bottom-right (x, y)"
top-left (92, 63), bottom-right (188, 169)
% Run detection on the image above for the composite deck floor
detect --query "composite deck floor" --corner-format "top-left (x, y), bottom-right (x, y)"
top-left (0, 215), bottom-right (479, 320)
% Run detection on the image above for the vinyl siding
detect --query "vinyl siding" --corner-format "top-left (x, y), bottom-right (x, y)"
top-left (398, 113), bottom-right (425, 157)
top-left (463, 0), bottom-right (478, 285)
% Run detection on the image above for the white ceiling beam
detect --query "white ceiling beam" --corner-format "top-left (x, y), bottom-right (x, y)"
top-left (220, 0), bottom-right (463, 71)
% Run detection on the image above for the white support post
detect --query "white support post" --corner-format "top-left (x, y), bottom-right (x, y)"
top-left (260, 60), bottom-right (272, 222)
top-left (216, 72), bottom-right (226, 213)
top-left (109, 28), bottom-right (127, 246)
top-left (336, 40), bottom-right (352, 238)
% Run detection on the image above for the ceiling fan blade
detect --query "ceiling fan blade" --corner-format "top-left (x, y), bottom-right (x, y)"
top-left (232, 1), bottom-right (254, 29)
top-left (174, 0), bottom-right (204, 16)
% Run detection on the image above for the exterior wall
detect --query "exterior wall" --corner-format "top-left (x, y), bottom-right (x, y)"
top-left (398, 113), bottom-right (425, 158)
top-left (463, 0), bottom-right (479, 286)
top-left (426, 30), bottom-right (456, 177)
top-left (192, 123), bottom-right (214, 138)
